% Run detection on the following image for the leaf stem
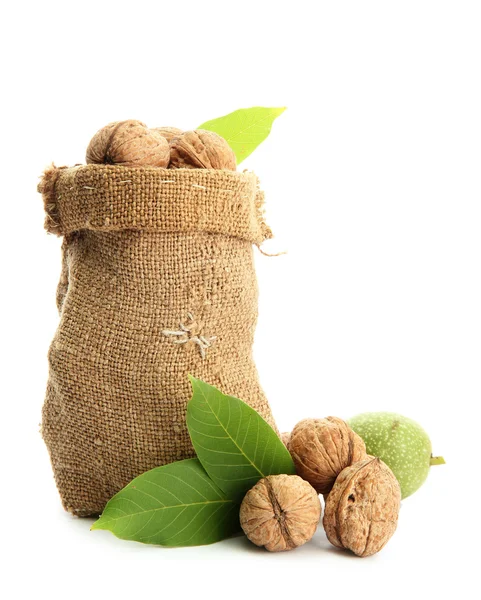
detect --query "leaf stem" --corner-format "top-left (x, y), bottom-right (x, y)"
top-left (430, 455), bottom-right (446, 466)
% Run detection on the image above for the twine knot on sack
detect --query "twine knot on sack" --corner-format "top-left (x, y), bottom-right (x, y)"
top-left (162, 313), bottom-right (217, 359)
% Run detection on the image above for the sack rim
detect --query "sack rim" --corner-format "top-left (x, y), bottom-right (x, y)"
top-left (39, 164), bottom-right (272, 244)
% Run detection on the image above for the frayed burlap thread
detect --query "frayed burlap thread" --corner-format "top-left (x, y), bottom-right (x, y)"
top-left (39, 164), bottom-right (277, 517)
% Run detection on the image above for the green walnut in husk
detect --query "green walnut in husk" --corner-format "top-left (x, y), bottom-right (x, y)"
top-left (349, 412), bottom-right (445, 499)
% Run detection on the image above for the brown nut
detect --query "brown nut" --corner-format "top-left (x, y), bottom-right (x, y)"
top-left (153, 126), bottom-right (183, 142)
top-left (169, 129), bottom-right (236, 170)
top-left (86, 120), bottom-right (170, 167)
top-left (288, 417), bottom-right (367, 495)
top-left (323, 458), bottom-right (401, 557)
top-left (240, 474), bottom-right (321, 552)
top-left (280, 431), bottom-right (291, 447)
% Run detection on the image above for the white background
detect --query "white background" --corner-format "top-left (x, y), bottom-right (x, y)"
top-left (1, 1), bottom-right (478, 598)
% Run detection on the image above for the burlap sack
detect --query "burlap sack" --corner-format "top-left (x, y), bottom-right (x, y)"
top-left (39, 164), bottom-right (278, 517)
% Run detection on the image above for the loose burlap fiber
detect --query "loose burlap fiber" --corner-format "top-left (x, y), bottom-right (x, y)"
top-left (39, 164), bottom-right (277, 517)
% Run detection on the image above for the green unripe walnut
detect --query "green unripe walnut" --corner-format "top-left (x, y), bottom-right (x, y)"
top-left (348, 412), bottom-right (444, 499)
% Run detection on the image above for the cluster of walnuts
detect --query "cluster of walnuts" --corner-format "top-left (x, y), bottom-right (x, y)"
top-left (85, 120), bottom-right (237, 171)
top-left (239, 417), bottom-right (401, 557)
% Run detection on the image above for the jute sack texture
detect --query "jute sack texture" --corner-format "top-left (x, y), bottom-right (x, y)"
top-left (39, 164), bottom-right (278, 517)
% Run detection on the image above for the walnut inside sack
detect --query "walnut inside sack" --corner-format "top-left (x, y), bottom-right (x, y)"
top-left (169, 129), bottom-right (236, 170)
top-left (153, 126), bottom-right (183, 142)
top-left (86, 120), bottom-right (170, 168)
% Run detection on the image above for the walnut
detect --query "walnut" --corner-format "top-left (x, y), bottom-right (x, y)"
top-left (280, 431), bottom-right (291, 447)
top-left (323, 458), bottom-right (401, 557)
top-left (239, 474), bottom-right (321, 552)
top-left (288, 417), bottom-right (367, 495)
top-left (153, 126), bottom-right (183, 142)
top-left (169, 129), bottom-right (236, 170)
top-left (86, 120), bottom-right (170, 167)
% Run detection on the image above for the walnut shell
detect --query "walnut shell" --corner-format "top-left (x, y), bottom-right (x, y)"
top-left (240, 475), bottom-right (321, 552)
top-left (323, 458), bottom-right (401, 557)
top-left (288, 417), bottom-right (367, 495)
top-left (153, 126), bottom-right (183, 142)
top-left (280, 431), bottom-right (291, 447)
top-left (169, 129), bottom-right (236, 170)
top-left (86, 120), bottom-right (170, 167)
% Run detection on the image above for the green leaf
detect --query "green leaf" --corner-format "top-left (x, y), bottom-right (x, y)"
top-left (187, 377), bottom-right (295, 500)
top-left (198, 106), bottom-right (286, 164)
top-left (91, 459), bottom-right (240, 547)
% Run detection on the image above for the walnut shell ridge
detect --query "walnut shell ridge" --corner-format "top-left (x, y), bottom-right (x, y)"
top-left (323, 457), bottom-right (401, 557)
top-left (240, 474), bottom-right (321, 552)
top-left (153, 126), bottom-right (183, 142)
top-left (169, 129), bottom-right (236, 170)
top-left (86, 120), bottom-right (170, 168)
top-left (288, 417), bottom-right (367, 495)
